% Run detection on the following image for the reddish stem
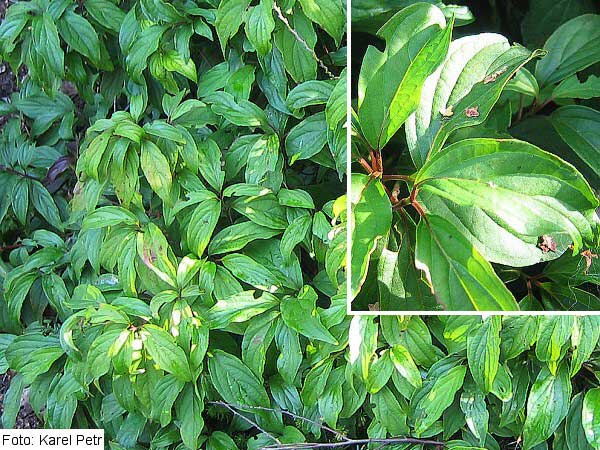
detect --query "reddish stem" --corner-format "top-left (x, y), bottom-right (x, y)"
top-left (0, 243), bottom-right (23, 253)
top-left (358, 157), bottom-right (373, 174)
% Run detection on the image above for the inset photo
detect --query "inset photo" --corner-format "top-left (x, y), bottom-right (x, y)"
top-left (349, 1), bottom-right (600, 312)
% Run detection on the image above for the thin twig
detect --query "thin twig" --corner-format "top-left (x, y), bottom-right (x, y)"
top-left (272, 1), bottom-right (336, 79)
top-left (0, 165), bottom-right (41, 181)
top-left (210, 401), bottom-right (282, 444)
top-left (0, 243), bottom-right (23, 253)
top-left (210, 401), bottom-right (349, 441)
top-left (262, 437), bottom-right (445, 449)
top-left (357, 156), bottom-right (373, 174)
top-left (514, 97), bottom-right (554, 124)
top-left (208, 402), bottom-right (446, 449)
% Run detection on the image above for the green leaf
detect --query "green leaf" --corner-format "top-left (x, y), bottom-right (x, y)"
top-left (460, 384), bottom-right (489, 446)
top-left (365, 350), bottom-right (394, 394)
top-left (209, 222), bottom-right (280, 255)
top-left (144, 120), bottom-right (185, 143)
top-left (536, 316), bottom-right (574, 374)
top-left (583, 388), bottom-right (600, 449)
top-left (412, 45), bottom-right (542, 165)
top-left (521, 0), bottom-right (597, 49)
top-left (114, 120), bottom-right (144, 143)
top-left (358, 4), bottom-right (452, 150)
top-left (278, 189), bottom-right (315, 209)
top-left (413, 365), bottom-right (467, 436)
top-left (287, 80), bottom-right (335, 111)
top-left (187, 198), bottom-right (221, 258)
top-left (298, 0), bottom-right (345, 44)
top-left (415, 215), bottom-right (518, 311)
top-left (506, 67), bottom-right (540, 98)
top-left (319, 367), bottom-right (344, 429)
top-left (207, 290), bottom-right (278, 329)
top-left (125, 24), bottom-right (166, 82)
top-left (232, 195), bottom-right (288, 229)
top-left (326, 68), bottom-right (347, 131)
top-left (280, 215), bottom-right (312, 260)
top-left (142, 324), bottom-right (192, 382)
top-left (82, 206), bottom-right (138, 230)
top-left (140, 139), bottom-right (173, 204)
top-left (377, 225), bottom-right (428, 310)
top-left (87, 327), bottom-right (129, 380)
top-left (215, 0), bottom-right (251, 52)
top-left (467, 317), bottom-right (501, 392)
top-left (523, 364), bottom-right (572, 449)
top-left (2, 373), bottom-right (24, 428)
top-left (372, 385), bottom-right (409, 435)
top-left (0, 334), bottom-right (16, 374)
top-left (208, 431), bottom-right (240, 450)
top-left (32, 13), bottom-right (64, 78)
top-left (551, 106), bottom-right (600, 178)
top-left (208, 350), bottom-right (271, 409)
top-left (274, 320), bottom-right (302, 384)
top-left (31, 181), bottom-right (63, 231)
top-left (11, 178), bottom-right (28, 225)
top-left (246, 134), bottom-right (279, 185)
top-left (206, 91), bottom-right (270, 129)
top-left (151, 374), bottom-right (184, 427)
top-left (80, 131), bottom-right (111, 180)
top-left (285, 112), bottom-right (328, 164)
top-left (301, 357), bottom-right (334, 407)
top-left (566, 392), bottom-right (594, 450)
top-left (553, 75), bottom-right (600, 99)
top-left (274, 8), bottom-right (318, 83)
top-left (58, 11), bottom-right (102, 67)
top-left (349, 316), bottom-right (378, 380)
top-left (416, 139), bottom-right (598, 263)
top-left (0, 5), bottom-right (30, 57)
top-left (350, 174), bottom-right (392, 298)
top-left (535, 14), bottom-right (600, 86)
top-left (177, 384), bottom-right (204, 449)
top-left (390, 344), bottom-right (422, 389)
top-left (198, 139), bottom-right (225, 192)
top-left (280, 286), bottom-right (338, 345)
top-left (245, 0), bottom-right (275, 57)
top-left (84, 0), bottom-right (126, 33)
top-left (500, 316), bottom-right (538, 360)
top-left (5, 333), bottom-right (64, 384)
top-left (162, 50), bottom-right (197, 82)
top-left (221, 253), bottom-right (283, 292)
top-left (242, 311), bottom-right (277, 378)
top-left (406, 31), bottom-right (509, 161)
top-left (571, 316), bottom-right (600, 377)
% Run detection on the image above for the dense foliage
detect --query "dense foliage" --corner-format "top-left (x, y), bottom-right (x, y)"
top-left (350, 1), bottom-right (600, 312)
top-left (0, 0), bottom-right (349, 447)
top-left (2, 1), bottom-right (600, 450)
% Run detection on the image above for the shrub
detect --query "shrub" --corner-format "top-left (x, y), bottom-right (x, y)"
top-left (0, 0), bottom-right (347, 447)
top-left (350, 1), bottom-right (600, 312)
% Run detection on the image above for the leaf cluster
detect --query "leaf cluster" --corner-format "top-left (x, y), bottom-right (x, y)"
top-left (0, 0), bottom-right (348, 448)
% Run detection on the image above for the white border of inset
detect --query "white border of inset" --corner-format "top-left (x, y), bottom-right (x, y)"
top-left (345, 0), bottom-right (353, 315)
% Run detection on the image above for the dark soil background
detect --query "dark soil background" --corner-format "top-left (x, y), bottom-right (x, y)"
top-left (0, 372), bottom-right (42, 428)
